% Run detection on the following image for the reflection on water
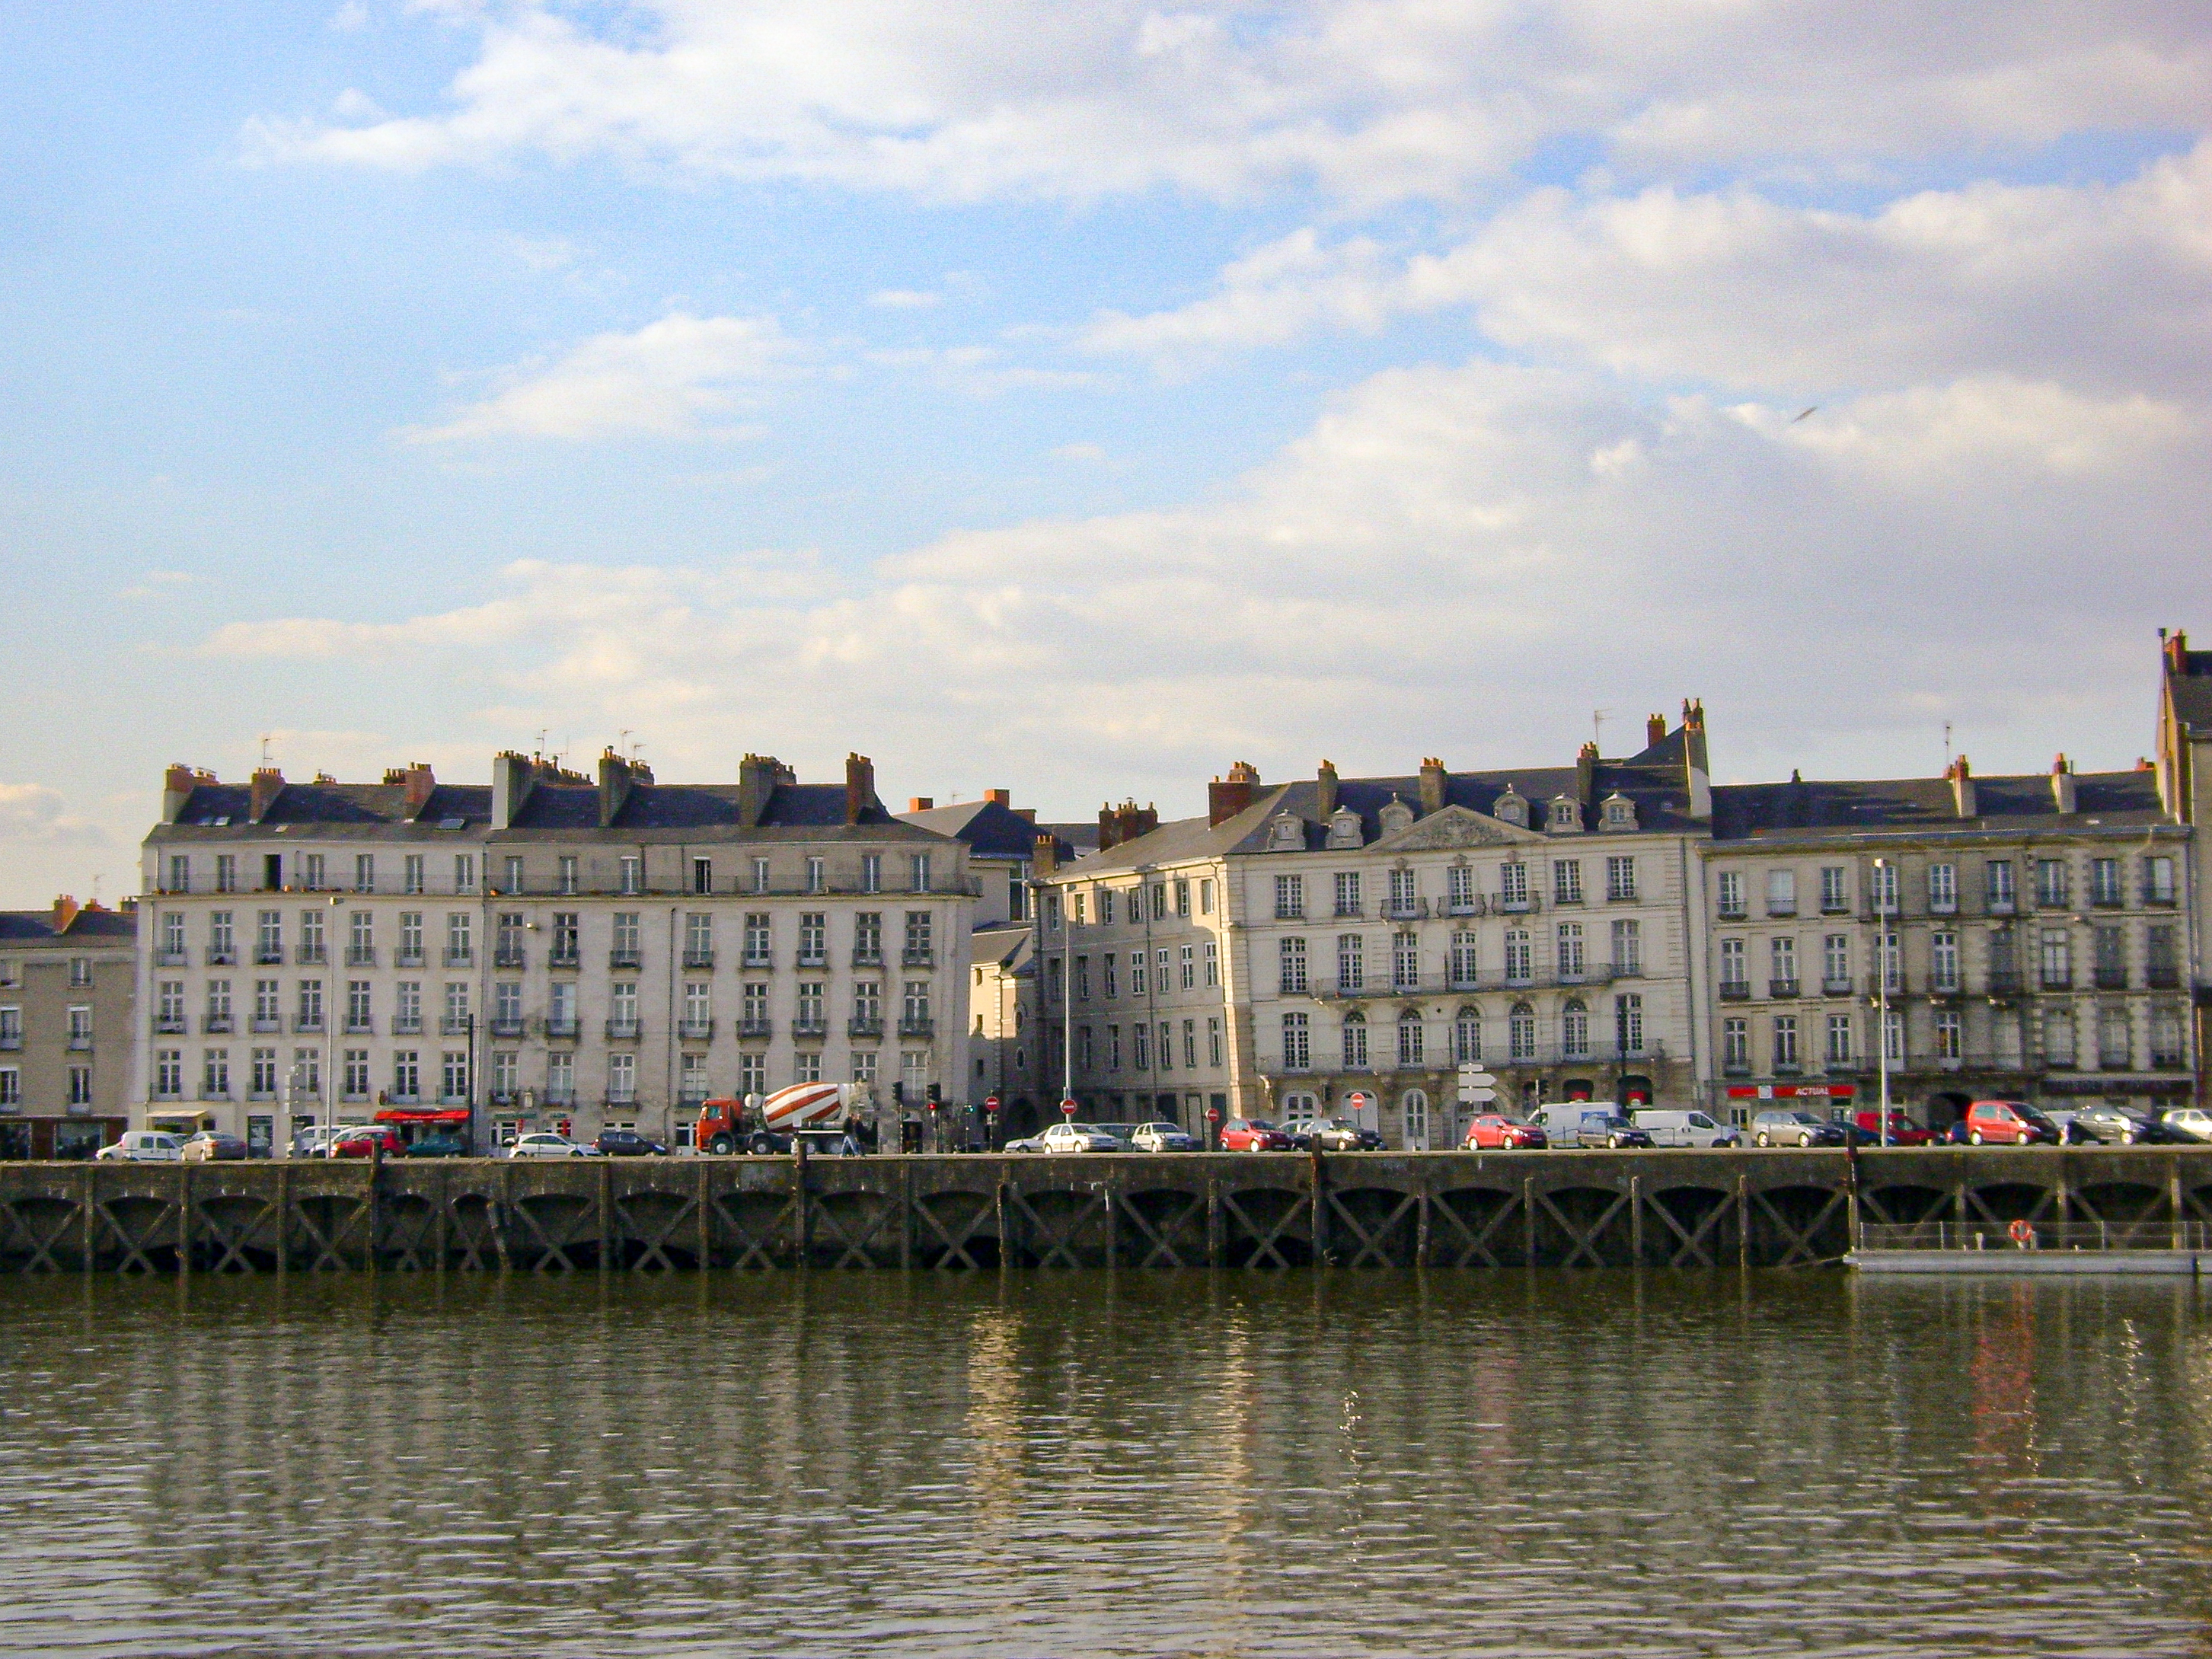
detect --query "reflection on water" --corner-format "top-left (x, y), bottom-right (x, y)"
top-left (1, 1271), bottom-right (2209, 1656)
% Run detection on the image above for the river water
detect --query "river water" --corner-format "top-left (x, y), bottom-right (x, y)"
top-left (0, 1270), bottom-right (2207, 1657)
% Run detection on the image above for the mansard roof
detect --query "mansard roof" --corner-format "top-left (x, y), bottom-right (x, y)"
top-left (898, 798), bottom-right (1080, 860)
top-left (0, 908), bottom-right (136, 944)
top-left (1711, 769), bottom-right (2169, 842)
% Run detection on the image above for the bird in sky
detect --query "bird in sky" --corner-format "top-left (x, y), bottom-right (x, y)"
top-left (1792, 407), bottom-right (1818, 423)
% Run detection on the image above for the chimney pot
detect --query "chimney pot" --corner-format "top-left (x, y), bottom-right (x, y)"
top-left (983, 788), bottom-right (1010, 807)
top-left (1208, 761), bottom-right (1262, 827)
top-left (1316, 760), bottom-right (1339, 818)
top-left (51, 895), bottom-right (81, 934)
top-left (908, 797), bottom-right (934, 813)
top-left (1646, 713), bottom-right (1667, 747)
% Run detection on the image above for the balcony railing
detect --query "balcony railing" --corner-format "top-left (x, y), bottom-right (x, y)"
top-left (738, 1018), bottom-right (773, 1040)
top-left (255, 947), bottom-right (284, 965)
top-left (156, 949), bottom-right (189, 967)
top-left (442, 949), bottom-right (474, 969)
top-left (851, 949), bottom-right (884, 968)
top-left (541, 1090), bottom-right (576, 1109)
top-left (678, 1019), bottom-right (714, 1041)
top-left (1719, 981), bottom-right (1751, 1002)
top-left (544, 1016), bottom-right (579, 1039)
top-left (392, 1018), bottom-right (423, 1036)
top-left (1988, 898), bottom-right (2016, 916)
top-left (1385, 900), bottom-right (1429, 920)
top-left (439, 1016), bottom-right (471, 1036)
top-left (605, 1019), bottom-right (642, 1041)
top-left (395, 951), bottom-right (426, 969)
top-left (682, 951), bottom-right (715, 970)
top-left (792, 1019), bottom-right (828, 1040)
top-left (2040, 973), bottom-right (2073, 992)
top-left (494, 948), bottom-right (526, 969)
top-left (899, 1017), bottom-right (936, 1039)
top-left (1768, 979), bottom-right (1800, 999)
top-left (1716, 907), bottom-right (1747, 922)
top-left (203, 1016), bottom-right (233, 1034)
top-left (1767, 903), bottom-right (1797, 918)
top-left (1821, 977), bottom-right (1854, 997)
top-left (66, 1035), bottom-right (93, 1051)
top-left (796, 953), bottom-right (827, 970)
top-left (294, 1016), bottom-right (324, 1035)
top-left (2094, 967), bottom-right (2128, 991)
top-left (849, 1016), bottom-right (884, 1038)
top-left (346, 946), bottom-right (376, 967)
top-left (206, 948), bottom-right (236, 966)
top-left (490, 1017), bottom-right (526, 1038)
top-left (1497, 895), bottom-right (1540, 914)
top-left (2147, 965), bottom-right (2182, 990)
top-left (902, 949), bottom-right (935, 968)
top-left (251, 1017), bottom-right (283, 1034)
top-left (609, 949), bottom-right (641, 970)
top-left (548, 949), bottom-right (579, 969)
top-left (298, 945), bottom-right (327, 965)
top-left (2144, 889), bottom-right (2179, 908)
top-left (344, 1018), bottom-right (373, 1035)
top-left (154, 1016), bottom-right (188, 1035)
top-left (743, 953), bottom-right (774, 971)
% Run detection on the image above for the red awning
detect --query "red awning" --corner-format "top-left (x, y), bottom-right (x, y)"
top-left (373, 1108), bottom-right (471, 1124)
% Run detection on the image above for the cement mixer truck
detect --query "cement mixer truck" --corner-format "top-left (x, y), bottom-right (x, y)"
top-left (696, 1082), bottom-right (868, 1156)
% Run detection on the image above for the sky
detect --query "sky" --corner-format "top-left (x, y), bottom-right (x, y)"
top-left (2, 2), bottom-right (2208, 909)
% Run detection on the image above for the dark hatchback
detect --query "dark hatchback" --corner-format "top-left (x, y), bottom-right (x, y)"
top-left (596, 1128), bottom-right (670, 1157)
top-left (2057, 1104), bottom-right (2177, 1146)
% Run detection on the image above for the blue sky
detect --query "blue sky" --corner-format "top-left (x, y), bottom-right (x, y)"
top-left (2, 3), bottom-right (2208, 906)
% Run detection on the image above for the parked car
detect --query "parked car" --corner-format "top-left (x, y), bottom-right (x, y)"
top-left (1633, 1109), bottom-right (1740, 1148)
top-left (595, 1128), bottom-right (669, 1157)
top-left (1750, 1110), bottom-right (1847, 1148)
top-left (1463, 1115), bottom-right (1546, 1150)
top-left (96, 1131), bottom-right (184, 1163)
top-left (1843, 1109), bottom-right (1939, 1147)
top-left (292, 1124), bottom-right (372, 1158)
top-left (1220, 1118), bottom-right (1294, 1152)
top-left (1088, 1123), bottom-right (1144, 1149)
top-left (2160, 1107), bottom-right (2212, 1144)
top-left (1531, 1107), bottom-right (1653, 1149)
top-left (1132, 1121), bottom-right (1201, 1152)
top-left (330, 1126), bottom-right (405, 1159)
top-left (1041, 1121), bottom-right (1122, 1153)
top-left (1961, 1099), bottom-right (2060, 1146)
top-left (1283, 1117), bottom-right (1384, 1152)
top-left (1002, 1131), bottom-right (1049, 1153)
top-left (505, 1132), bottom-right (598, 1158)
top-left (180, 1131), bottom-right (251, 1163)
top-left (405, 1132), bottom-right (472, 1157)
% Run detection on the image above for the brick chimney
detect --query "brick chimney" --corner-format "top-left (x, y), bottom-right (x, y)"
top-left (1100, 799), bottom-right (1157, 849)
top-left (1418, 757), bottom-right (1448, 817)
top-left (1646, 713), bottom-right (1667, 748)
top-left (738, 755), bottom-right (784, 828)
top-left (1033, 833), bottom-right (1059, 879)
top-left (1013, 807), bottom-right (1036, 822)
top-left (382, 763), bottom-right (436, 820)
top-left (1681, 697), bottom-right (1711, 819)
top-left (248, 767), bottom-right (286, 824)
top-left (983, 788), bottom-right (1010, 806)
top-left (844, 753), bottom-right (876, 825)
top-left (2051, 754), bottom-right (2076, 814)
top-left (1946, 755), bottom-right (1976, 818)
top-left (1316, 760), bottom-right (1339, 818)
top-left (1208, 761), bottom-right (1261, 827)
top-left (491, 750), bottom-right (535, 830)
top-left (908, 796), bottom-right (934, 813)
top-left (596, 748), bottom-right (637, 828)
top-left (50, 895), bottom-right (81, 935)
top-left (1575, 742), bottom-right (1598, 806)
top-left (163, 763), bottom-right (212, 824)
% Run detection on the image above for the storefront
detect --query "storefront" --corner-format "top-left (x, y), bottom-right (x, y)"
top-left (1722, 1082), bottom-right (1856, 1127)
top-left (373, 1106), bottom-right (472, 1149)
top-left (0, 1116), bottom-right (127, 1160)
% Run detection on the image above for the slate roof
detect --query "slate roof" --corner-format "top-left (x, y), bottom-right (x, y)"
top-left (0, 908), bottom-right (136, 944)
top-left (971, 925), bottom-right (1035, 972)
top-left (2167, 645), bottom-right (2212, 731)
top-left (897, 799), bottom-right (1080, 860)
top-left (1711, 770), bottom-right (2169, 842)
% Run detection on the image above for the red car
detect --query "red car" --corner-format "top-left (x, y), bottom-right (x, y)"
top-left (1848, 1109), bottom-right (1939, 1147)
top-left (1961, 1099), bottom-right (2058, 1147)
top-left (330, 1127), bottom-right (405, 1159)
top-left (1220, 1118), bottom-right (1293, 1151)
top-left (1463, 1115), bottom-right (1546, 1150)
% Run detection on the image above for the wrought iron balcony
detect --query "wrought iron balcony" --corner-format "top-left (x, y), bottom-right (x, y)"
top-left (848, 1016), bottom-right (884, 1038)
top-left (737, 1018), bottom-right (773, 1040)
top-left (899, 1017), bottom-right (936, 1039)
top-left (677, 1019), bottom-right (714, 1041)
top-left (605, 1018), bottom-right (642, 1041)
top-left (682, 950), bottom-right (715, 970)
top-left (608, 949), bottom-right (641, 970)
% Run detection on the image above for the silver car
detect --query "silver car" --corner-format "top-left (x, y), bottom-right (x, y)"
top-left (1041, 1122), bottom-right (1121, 1153)
top-left (1132, 1121), bottom-right (1201, 1151)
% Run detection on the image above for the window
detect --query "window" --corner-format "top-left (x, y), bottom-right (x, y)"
top-left (742, 981), bottom-right (769, 1031)
top-left (446, 911), bottom-right (474, 967)
top-left (1281, 1012), bottom-right (1310, 1070)
top-left (796, 981), bottom-right (825, 1030)
top-left (254, 979), bottom-right (281, 1031)
top-left (2035, 858), bottom-right (2068, 908)
top-left (391, 1051), bottom-right (418, 1102)
top-left (860, 853), bottom-right (882, 895)
top-left (257, 910), bottom-right (282, 964)
top-left (559, 855), bottom-right (578, 895)
top-left (404, 854), bottom-right (425, 895)
top-left (504, 855), bottom-right (525, 893)
top-left (1179, 943), bottom-right (1195, 989)
top-left (1504, 928), bottom-right (1532, 984)
top-left (1132, 1023), bottom-right (1151, 1071)
top-left (1074, 955), bottom-right (1091, 1001)
top-left (1869, 863), bottom-right (1898, 914)
top-left (1453, 1007), bottom-right (1481, 1064)
top-left (854, 912), bottom-right (881, 965)
top-left (2040, 929), bottom-right (2072, 990)
top-left (609, 982), bottom-right (638, 1035)
top-left (495, 1051), bottom-right (521, 1100)
top-left (1448, 865), bottom-right (1475, 910)
top-left (1396, 1011), bottom-right (1424, 1067)
top-left (1716, 871), bottom-right (1744, 917)
top-left (155, 1051), bottom-right (183, 1097)
top-left (1928, 863), bottom-right (1957, 913)
top-left (902, 981), bottom-right (931, 1029)
top-left (2147, 924), bottom-right (2180, 988)
top-left (394, 981), bottom-right (420, 1035)
top-left (852, 980), bottom-right (881, 1029)
top-left (1392, 930), bottom-right (1419, 990)
top-left (1819, 866), bottom-right (1849, 913)
top-left (1614, 993), bottom-right (1643, 1056)
top-left (1560, 1000), bottom-right (1588, 1058)
top-left (1556, 922), bottom-right (1584, 981)
top-left (297, 980), bottom-right (324, 1033)
top-left (852, 1050), bottom-right (878, 1088)
top-left (1008, 872), bottom-right (1027, 922)
top-left (1934, 1009), bottom-right (1962, 1062)
top-left (1508, 1003), bottom-right (1536, 1062)
top-left (215, 854), bottom-right (236, 893)
top-left (1553, 860), bottom-right (1582, 904)
top-left (496, 981), bottom-right (523, 1029)
top-left (1097, 889), bottom-right (1116, 926)
top-left (455, 855), bottom-right (477, 893)
top-left (689, 856), bottom-right (712, 895)
top-left (607, 1052), bottom-right (635, 1104)
top-left (1719, 937), bottom-right (1747, 994)
top-left (904, 911), bottom-right (934, 964)
top-left (1203, 941), bottom-right (1219, 987)
top-left (1825, 1013), bottom-right (1853, 1066)
top-left (1449, 930), bottom-right (1478, 987)
top-left (1278, 936), bottom-right (1308, 994)
top-left (1182, 1019), bottom-right (1197, 1068)
top-left (2042, 1006), bottom-right (2076, 1067)
top-left (1275, 875), bottom-right (1305, 920)
top-left (251, 1048), bottom-right (278, 1098)
top-left (1769, 936), bottom-right (1796, 993)
top-left (1200, 879), bottom-right (1215, 915)
top-left (206, 980), bottom-right (232, 1031)
top-left (1335, 871), bottom-right (1361, 917)
top-left (1722, 1018), bottom-right (1749, 1071)
top-left (2152, 1007), bottom-right (2185, 1068)
top-left (1103, 954), bottom-right (1119, 999)
top-left (161, 913), bottom-right (185, 961)
top-left (1772, 1015), bottom-right (1798, 1070)
top-left (910, 853), bottom-right (932, 892)
top-left (620, 856), bottom-right (642, 895)
top-left (744, 914), bottom-right (772, 967)
top-left (739, 1053), bottom-right (765, 1096)
top-left (1390, 868), bottom-right (1419, 914)
top-left (168, 853), bottom-right (191, 894)
top-left (348, 910), bottom-right (375, 967)
top-left (1173, 878), bottom-right (1191, 917)
top-left (396, 911), bottom-right (425, 968)
top-left (2144, 855), bottom-right (2177, 904)
top-left (1107, 1026), bottom-right (1122, 1071)
top-left (1604, 856), bottom-right (1635, 902)
top-left (1500, 863), bottom-right (1529, 908)
top-left (1157, 1020), bottom-right (1173, 1070)
top-left (1823, 934), bottom-right (1850, 992)
top-left (1883, 1007), bottom-right (1905, 1064)
top-left (799, 913), bottom-right (826, 967)
top-left (442, 981), bottom-right (469, 1035)
top-left (2087, 857), bottom-right (2121, 907)
top-left (1766, 869), bottom-right (1797, 917)
top-left (298, 909), bottom-right (325, 965)
top-left (1930, 931), bottom-right (1959, 992)
top-left (549, 912), bottom-right (577, 966)
top-left (1131, 951), bottom-right (1148, 997)
top-left (752, 857), bottom-right (771, 894)
top-left (1610, 919), bottom-right (1641, 976)
top-left (2099, 1007), bottom-right (2132, 1070)
top-left (157, 981), bottom-right (185, 1031)
top-left (338, 1049), bottom-right (368, 1100)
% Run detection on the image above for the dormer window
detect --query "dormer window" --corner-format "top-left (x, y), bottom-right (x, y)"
top-left (1601, 793), bottom-right (1636, 831)
top-left (1325, 807), bottom-right (1363, 849)
top-left (1492, 789), bottom-right (1528, 827)
top-left (1267, 812), bottom-right (1306, 852)
top-left (1377, 796), bottom-right (1415, 837)
top-left (1546, 797), bottom-right (1582, 833)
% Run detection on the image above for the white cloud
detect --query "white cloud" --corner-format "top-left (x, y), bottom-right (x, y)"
top-left (1084, 142), bottom-right (2212, 394)
top-left (203, 357), bottom-right (2210, 802)
top-left (1052, 442), bottom-right (1106, 461)
top-left (0, 785), bottom-right (108, 849)
top-left (406, 312), bottom-right (800, 442)
top-left (248, 2), bottom-right (2212, 206)
top-left (509, 234), bottom-right (580, 271)
top-left (869, 288), bottom-right (940, 308)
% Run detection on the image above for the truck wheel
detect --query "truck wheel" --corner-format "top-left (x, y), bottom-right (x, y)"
top-left (708, 1134), bottom-right (735, 1157)
top-left (751, 1133), bottom-right (778, 1155)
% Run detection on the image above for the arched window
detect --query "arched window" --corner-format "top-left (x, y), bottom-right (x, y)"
top-left (1342, 1010), bottom-right (1368, 1070)
top-left (1397, 1010), bottom-right (1425, 1067)
top-left (1561, 998), bottom-right (1589, 1059)
top-left (1492, 788), bottom-right (1527, 826)
top-left (1508, 1001), bottom-right (1537, 1061)
top-left (1453, 1007), bottom-right (1482, 1064)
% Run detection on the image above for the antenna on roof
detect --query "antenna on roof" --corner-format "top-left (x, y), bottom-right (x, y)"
top-left (1591, 710), bottom-right (1608, 752)
top-left (535, 727), bottom-right (548, 759)
top-left (259, 732), bottom-right (273, 765)
top-left (1942, 721), bottom-right (1953, 770)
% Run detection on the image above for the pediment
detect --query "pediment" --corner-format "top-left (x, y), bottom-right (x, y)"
top-left (1372, 803), bottom-right (1544, 850)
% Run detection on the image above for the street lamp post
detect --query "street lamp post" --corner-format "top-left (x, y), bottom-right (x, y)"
top-left (1874, 857), bottom-right (1891, 1148)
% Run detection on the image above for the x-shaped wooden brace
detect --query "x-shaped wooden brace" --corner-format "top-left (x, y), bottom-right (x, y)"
top-left (100, 1198), bottom-right (180, 1275)
top-left (915, 1192), bottom-right (995, 1271)
top-left (614, 1192), bottom-right (701, 1272)
top-left (509, 1195), bottom-right (595, 1272)
top-left (806, 1196), bottom-right (895, 1269)
top-left (377, 1200), bottom-right (440, 1271)
top-left (715, 1193), bottom-right (798, 1269)
top-left (1536, 1189), bottom-right (1629, 1270)
top-left (1428, 1188), bottom-right (1521, 1268)
top-left (292, 1195), bottom-right (368, 1271)
top-left (1751, 1188), bottom-right (1848, 1267)
top-left (1644, 1187), bottom-right (1737, 1268)
top-left (5, 1199), bottom-right (85, 1274)
top-left (1958, 1183), bottom-right (2055, 1231)
top-left (1219, 1188), bottom-right (1305, 1269)
top-left (1004, 1188), bottom-right (1106, 1270)
top-left (1119, 1193), bottom-right (1204, 1268)
top-left (198, 1199), bottom-right (276, 1275)
top-left (444, 1195), bottom-right (500, 1270)
top-left (1327, 1191), bottom-right (1416, 1269)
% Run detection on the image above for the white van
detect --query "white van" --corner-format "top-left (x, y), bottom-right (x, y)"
top-left (1632, 1109), bottom-right (1741, 1148)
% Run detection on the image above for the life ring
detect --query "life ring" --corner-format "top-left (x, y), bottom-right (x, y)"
top-left (2006, 1218), bottom-right (2034, 1248)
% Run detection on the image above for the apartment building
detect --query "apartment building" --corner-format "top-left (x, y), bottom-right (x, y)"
top-left (1702, 758), bottom-right (2194, 1128)
top-left (2156, 627), bottom-right (2212, 1096)
top-left (1037, 711), bottom-right (1712, 1148)
top-left (134, 749), bottom-right (971, 1151)
top-left (0, 898), bottom-right (136, 1157)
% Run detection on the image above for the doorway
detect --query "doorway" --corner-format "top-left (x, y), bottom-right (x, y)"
top-left (1400, 1089), bottom-right (1430, 1150)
